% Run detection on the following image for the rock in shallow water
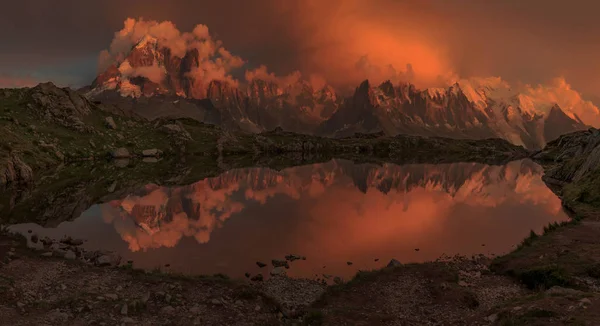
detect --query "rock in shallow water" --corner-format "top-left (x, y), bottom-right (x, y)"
top-left (96, 253), bottom-right (121, 266)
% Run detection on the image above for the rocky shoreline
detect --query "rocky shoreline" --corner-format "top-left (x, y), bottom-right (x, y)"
top-left (1, 83), bottom-right (529, 188)
top-left (2, 82), bottom-right (600, 325)
top-left (2, 134), bottom-right (600, 325)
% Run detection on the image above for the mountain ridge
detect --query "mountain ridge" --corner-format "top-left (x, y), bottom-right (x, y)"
top-left (85, 35), bottom-right (590, 149)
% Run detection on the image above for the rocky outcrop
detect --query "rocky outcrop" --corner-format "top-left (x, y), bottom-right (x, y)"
top-left (29, 82), bottom-right (95, 132)
top-left (0, 154), bottom-right (34, 186)
top-left (533, 128), bottom-right (600, 183)
top-left (110, 148), bottom-right (131, 159)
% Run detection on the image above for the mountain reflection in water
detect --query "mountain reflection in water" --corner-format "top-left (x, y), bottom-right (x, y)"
top-left (9, 159), bottom-right (568, 279)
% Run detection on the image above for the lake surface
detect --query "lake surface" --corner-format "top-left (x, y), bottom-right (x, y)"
top-left (5, 159), bottom-right (568, 280)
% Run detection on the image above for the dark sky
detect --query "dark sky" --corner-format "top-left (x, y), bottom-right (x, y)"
top-left (1, 0), bottom-right (599, 102)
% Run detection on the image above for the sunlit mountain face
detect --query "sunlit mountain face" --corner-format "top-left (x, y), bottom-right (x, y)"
top-left (10, 159), bottom-right (567, 279)
top-left (85, 18), bottom-right (596, 149)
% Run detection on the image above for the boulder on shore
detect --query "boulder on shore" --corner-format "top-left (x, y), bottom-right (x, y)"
top-left (105, 117), bottom-right (117, 129)
top-left (110, 148), bottom-right (130, 159)
top-left (141, 149), bottom-right (162, 157)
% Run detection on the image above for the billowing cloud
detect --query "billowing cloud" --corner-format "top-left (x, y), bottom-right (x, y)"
top-left (98, 17), bottom-right (245, 89)
top-left (520, 77), bottom-right (600, 127)
top-left (86, 13), bottom-right (600, 125)
top-left (456, 76), bottom-right (600, 127)
top-left (2, 0), bottom-right (600, 101)
top-left (117, 60), bottom-right (165, 84)
top-left (245, 65), bottom-right (301, 89)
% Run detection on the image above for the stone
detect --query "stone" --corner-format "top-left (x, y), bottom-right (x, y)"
top-left (141, 292), bottom-right (151, 304)
top-left (165, 294), bottom-right (172, 303)
top-left (61, 237), bottom-right (83, 246)
top-left (107, 181), bottom-right (117, 193)
top-left (142, 157), bottom-right (158, 163)
top-left (255, 305), bottom-right (261, 312)
top-left (160, 306), bottom-right (175, 314)
top-left (272, 259), bottom-right (289, 268)
top-left (458, 281), bottom-right (469, 287)
top-left (121, 317), bottom-right (135, 324)
top-left (41, 252), bottom-right (53, 257)
top-left (142, 149), bottom-right (161, 157)
top-left (580, 298), bottom-right (592, 305)
top-left (69, 239), bottom-right (84, 246)
top-left (97, 254), bottom-right (121, 266)
top-left (486, 314), bottom-right (498, 323)
top-left (285, 254), bottom-right (302, 262)
top-left (110, 148), bottom-right (130, 159)
top-left (250, 274), bottom-right (264, 282)
top-left (114, 159), bottom-right (130, 168)
top-left (189, 306), bottom-right (201, 314)
top-left (105, 117), bottom-right (117, 129)
top-left (64, 250), bottom-right (76, 260)
top-left (120, 303), bottom-right (128, 315)
top-left (387, 259), bottom-right (402, 268)
top-left (161, 124), bottom-right (191, 140)
top-left (210, 299), bottom-right (222, 305)
top-left (546, 286), bottom-right (584, 297)
top-left (271, 267), bottom-right (286, 276)
top-left (105, 293), bottom-right (119, 301)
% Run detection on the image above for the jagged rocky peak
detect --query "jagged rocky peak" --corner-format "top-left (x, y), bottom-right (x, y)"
top-left (206, 80), bottom-right (244, 107)
top-left (127, 35), bottom-right (162, 67)
top-left (246, 79), bottom-right (283, 99)
top-left (378, 80), bottom-right (396, 97)
top-left (83, 33), bottom-right (593, 149)
top-left (353, 79), bottom-right (377, 104)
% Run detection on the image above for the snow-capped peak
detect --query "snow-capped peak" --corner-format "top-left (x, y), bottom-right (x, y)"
top-left (426, 87), bottom-right (446, 99)
top-left (135, 35), bottom-right (159, 49)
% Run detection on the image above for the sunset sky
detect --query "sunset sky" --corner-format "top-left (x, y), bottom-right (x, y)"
top-left (1, 0), bottom-right (599, 103)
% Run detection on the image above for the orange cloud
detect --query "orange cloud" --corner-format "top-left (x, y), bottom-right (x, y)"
top-left (245, 65), bottom-right (301, 89)
top-left (268, 0), bottom-right (456, 89)
top-left (521, 77), bottom-right (600, 127)
top-left (98, 17), bottom-right (245, 90)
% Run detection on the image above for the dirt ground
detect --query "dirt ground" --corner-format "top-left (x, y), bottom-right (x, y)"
top-left (2, 191), bottom-right (600, 325)
top-left (2, 226), bottom-right (600, 326)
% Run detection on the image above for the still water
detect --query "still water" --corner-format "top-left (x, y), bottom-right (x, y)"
top-left (7, 159), bottom-right (568, 279)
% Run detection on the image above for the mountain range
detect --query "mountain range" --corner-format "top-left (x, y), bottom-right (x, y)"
top-left (84, 35), bottom-right (588, 149)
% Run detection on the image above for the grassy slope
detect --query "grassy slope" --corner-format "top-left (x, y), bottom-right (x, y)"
top-left (0, 85), bottom-right (530, 189)
top-left (490, 130), bottom-right (600, 291)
